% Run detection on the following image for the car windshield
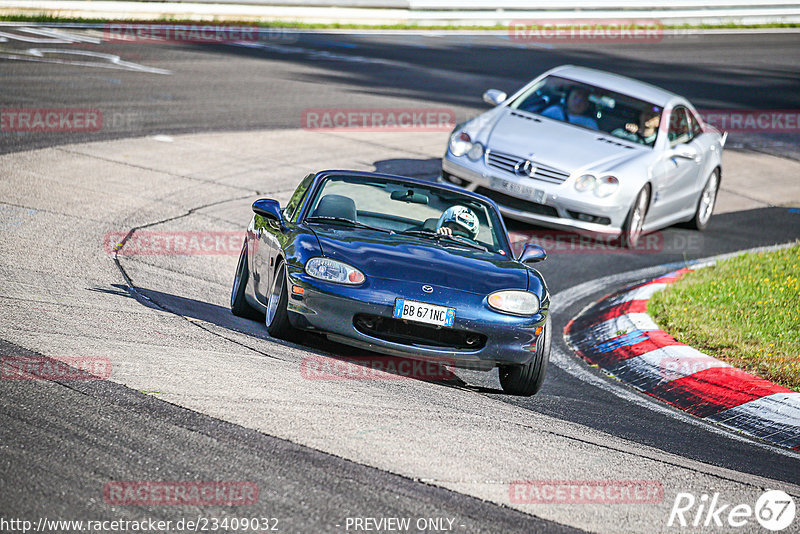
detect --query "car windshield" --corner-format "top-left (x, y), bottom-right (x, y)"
top-left (303, 175), bottom-right (510, 255)
top-left (508, 75), bottom-right (664, 147)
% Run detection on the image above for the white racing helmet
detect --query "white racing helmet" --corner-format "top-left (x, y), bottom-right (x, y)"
top-left (437, 205), bottom-right (479, 239)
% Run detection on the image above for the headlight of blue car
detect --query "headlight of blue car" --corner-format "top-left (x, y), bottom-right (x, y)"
top-left (305, 257), bottom-right (365, 284)
top-left (487, 290), bottom-right (540, 316)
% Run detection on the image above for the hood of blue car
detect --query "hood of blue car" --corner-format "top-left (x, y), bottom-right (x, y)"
top-left (311, 227), bottom-right (528, 295)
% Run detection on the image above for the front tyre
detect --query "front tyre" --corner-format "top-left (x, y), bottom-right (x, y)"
top-left (499, 315), bottom-right (551, 396)
top-left (231, 241), bottom-right (262, 320)
top-left (265, 260), bottom-right (296, 340)
top-left (620, 185), bottom-right (650, 249)
top-left (686, 169), bottom-right (719, 231)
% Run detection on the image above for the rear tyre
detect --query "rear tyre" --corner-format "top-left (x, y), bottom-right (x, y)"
top-left (265, 260), bottom-right (296, 340)
top-left (620, 185), bottom-right (650, 249)
top-left (499, 316), bottom-right (551, 396)
top-left (230, 241), bottom-right (262, 320)
top-left (686, 169), bottom-right (719, 231)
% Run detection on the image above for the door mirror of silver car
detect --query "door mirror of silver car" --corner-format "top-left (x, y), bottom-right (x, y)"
top-left (671, 144), bottom-right (699, 161)
top-left (518, 243), bottom-right (547, 263)
top-left (252, 199), bottom-right (282, 222)
top-left (483, 89), bottom-right (507, 107)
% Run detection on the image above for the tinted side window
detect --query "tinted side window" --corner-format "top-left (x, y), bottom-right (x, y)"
top-left (283, 173), bottom-right (315, 222)
top-left (687, 108), bottom-right (703, 136)
top-left (668, 107), bottom-right (691, 146)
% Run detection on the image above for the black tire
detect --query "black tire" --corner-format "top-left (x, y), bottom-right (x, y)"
top-left (685, 169), bottom-right (720, 231)
top-left (499, 315), bottom-right (551, 396)
top-left (265, 260), bottom-right (296, 340)
top-left (230, 241), bottom-right (262, 320)
top-left (620, 185), bottom-right (650, 249)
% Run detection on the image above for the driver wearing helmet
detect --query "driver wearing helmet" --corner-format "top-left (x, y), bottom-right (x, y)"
top-left (436, 205), bottom-right (479, 240)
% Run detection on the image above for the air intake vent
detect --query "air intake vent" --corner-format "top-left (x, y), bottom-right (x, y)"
top-left (596, 136), bottom-right (634, 149)
top-left (510, 110), bottom-right (542, 123)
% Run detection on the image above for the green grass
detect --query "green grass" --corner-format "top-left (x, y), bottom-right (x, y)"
top-left (649, 243), bottom-right (800, 392)
top-left (1, 14), bottom-right (800, 30)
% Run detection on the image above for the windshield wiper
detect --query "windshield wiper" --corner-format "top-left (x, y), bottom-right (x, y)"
top-left (397, 229), bottom-right (488, 252)
top-left (304, 216), bottom-right (393, 234)
top-left (397, 229), bottom-right (437, 238)
top-left (439, 234), bottom-right (488, 252)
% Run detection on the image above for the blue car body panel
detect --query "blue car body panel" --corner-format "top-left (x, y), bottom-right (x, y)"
top-left (243, 170), bottom-right (550, 369)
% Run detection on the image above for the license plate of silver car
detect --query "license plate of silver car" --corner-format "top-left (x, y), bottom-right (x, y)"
top-left (490, 177), bottom-right (546, 204)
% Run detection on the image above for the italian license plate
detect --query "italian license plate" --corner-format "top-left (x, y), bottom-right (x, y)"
top-left (393, 299), bottom-right (455, 327)
top-left (490, 176), bottom-right (546, 204)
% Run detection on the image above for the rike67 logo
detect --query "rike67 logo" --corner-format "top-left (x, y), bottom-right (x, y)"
top-left (668, 490), bottom-right (795, 531)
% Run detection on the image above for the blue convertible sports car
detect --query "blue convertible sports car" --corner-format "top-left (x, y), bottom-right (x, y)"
top-left (230, 170), bottom-right (551, 395)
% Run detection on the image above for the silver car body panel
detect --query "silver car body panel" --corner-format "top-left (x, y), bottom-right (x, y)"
top-left (442, 65), bottom-right (725, 238)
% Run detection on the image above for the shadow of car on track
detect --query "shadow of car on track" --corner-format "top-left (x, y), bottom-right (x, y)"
top-left (373, 157), bottom-right (442, 181)
top-left (89, 283), bottom-right (487, 390)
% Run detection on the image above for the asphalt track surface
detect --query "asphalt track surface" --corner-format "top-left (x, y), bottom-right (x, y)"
top-left (1, 27), bottom-right (800, 533)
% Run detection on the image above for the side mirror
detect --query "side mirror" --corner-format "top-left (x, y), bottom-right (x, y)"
top-left (518, 243), bottom-right (547, 264)
top-left (482, 89), bottom-right (507, 107)
top-left (671, 144), bottom-right (699, 161)
top-left (252, 199), bottom-right (282, 222)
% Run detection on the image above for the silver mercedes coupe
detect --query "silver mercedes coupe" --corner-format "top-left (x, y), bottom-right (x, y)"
top-left (440, 65), bottom-right (726, 248)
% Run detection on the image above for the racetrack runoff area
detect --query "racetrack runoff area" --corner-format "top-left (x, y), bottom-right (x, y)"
top-left (1, 128), bottom-right (799, 532)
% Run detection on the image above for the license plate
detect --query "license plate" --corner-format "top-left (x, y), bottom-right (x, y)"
top-left (490, 176), bottom-right (546, 204)
top-left (393, 299), bottom-right (455, 327)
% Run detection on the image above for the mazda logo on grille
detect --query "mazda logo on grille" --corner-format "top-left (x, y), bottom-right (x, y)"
top-left (422, 285), bottom-right (433, 293)
top-left (514, 159), bottom-right (536, 178)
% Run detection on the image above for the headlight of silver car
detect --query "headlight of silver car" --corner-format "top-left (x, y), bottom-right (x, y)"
top-left (467, 141), bottom-right (485, 161)
top-left (595, 175), bottom-right (619, 197)
top-left (574, 174), bottom-right (596, 192)
top-left (487, 290), bottom-right (540, 316)
top-left (448, 131), bottom-right (472, 157)
top-left (305, 257), bottom-right (365, 284)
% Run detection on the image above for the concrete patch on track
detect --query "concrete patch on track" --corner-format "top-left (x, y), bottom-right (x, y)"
top-left (566, 268), bottom-right (800, 451)
top-left (1, 129), bottom-right (799, 533)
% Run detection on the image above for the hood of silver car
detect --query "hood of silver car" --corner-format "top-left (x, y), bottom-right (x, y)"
top-left (476, 108), bottom-right (647, 174)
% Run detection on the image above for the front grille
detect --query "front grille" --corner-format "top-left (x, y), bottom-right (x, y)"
top-left (354, 314), bottom-right (486, 350)
top-left (475, 187), bottom-right (560, 218)
top-left (486, 150), bottom-right (570, 185)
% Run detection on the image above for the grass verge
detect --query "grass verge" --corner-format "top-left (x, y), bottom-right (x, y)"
top-left (649, 243), bottom-right (800, 392)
